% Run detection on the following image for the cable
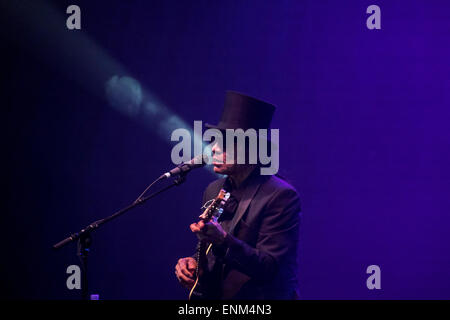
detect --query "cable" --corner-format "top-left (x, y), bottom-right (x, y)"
top-left (133, 175), bottom-right (164, 204)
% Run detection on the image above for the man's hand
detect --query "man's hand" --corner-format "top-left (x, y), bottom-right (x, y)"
top-left (175, 257), bottom-right (197, 289)
top-left (190, 220), bottom-right (227, 244)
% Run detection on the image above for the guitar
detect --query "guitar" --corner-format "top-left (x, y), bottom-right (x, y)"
top-left (189, 189), bottom-right (230, 300)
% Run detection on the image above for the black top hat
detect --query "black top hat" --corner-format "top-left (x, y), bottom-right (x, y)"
top-left (205, 91), bottom-right (276, 131)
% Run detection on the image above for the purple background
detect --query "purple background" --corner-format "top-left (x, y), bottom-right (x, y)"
top-left (1, 0), bottom-right (449, 299)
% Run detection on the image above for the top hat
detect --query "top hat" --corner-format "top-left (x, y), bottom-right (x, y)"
top-left (205, 91), bottom-right (276, 131)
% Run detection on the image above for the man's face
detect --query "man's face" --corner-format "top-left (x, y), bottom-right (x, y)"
top-left (211, 141), bottom-right (239, 175)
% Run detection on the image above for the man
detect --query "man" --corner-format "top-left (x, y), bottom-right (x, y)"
top-left (175, 91), bottom-right (301, 299)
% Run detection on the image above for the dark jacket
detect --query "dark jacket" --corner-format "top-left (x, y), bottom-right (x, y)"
top-left (198, 173), bottom-right (301, 300)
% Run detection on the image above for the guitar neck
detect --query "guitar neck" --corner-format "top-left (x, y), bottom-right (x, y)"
top-left (189, 189), bottom-right (230, 300)
top-left (195, 239), bottom-right (209, 270)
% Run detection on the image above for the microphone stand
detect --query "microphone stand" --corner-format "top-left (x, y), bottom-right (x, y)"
top-left (53, 172), bottom-right (188, 300)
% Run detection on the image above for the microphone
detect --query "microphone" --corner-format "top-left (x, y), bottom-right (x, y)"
top-left (161, 154), bottom-right (209, 179)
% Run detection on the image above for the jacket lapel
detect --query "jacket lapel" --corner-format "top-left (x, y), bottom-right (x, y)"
top-left (227, 177), bottom-right (263, 235)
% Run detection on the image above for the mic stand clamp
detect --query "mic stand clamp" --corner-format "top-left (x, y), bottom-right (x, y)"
top-left (174, 169), bottom-right (187, 185)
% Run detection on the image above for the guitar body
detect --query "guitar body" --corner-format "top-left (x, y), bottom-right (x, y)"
top-left (189, 189), bottom-right (230, 300)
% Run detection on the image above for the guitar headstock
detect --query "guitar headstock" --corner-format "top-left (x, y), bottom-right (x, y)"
top-left (199, 189), bottom-right (230, 222)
